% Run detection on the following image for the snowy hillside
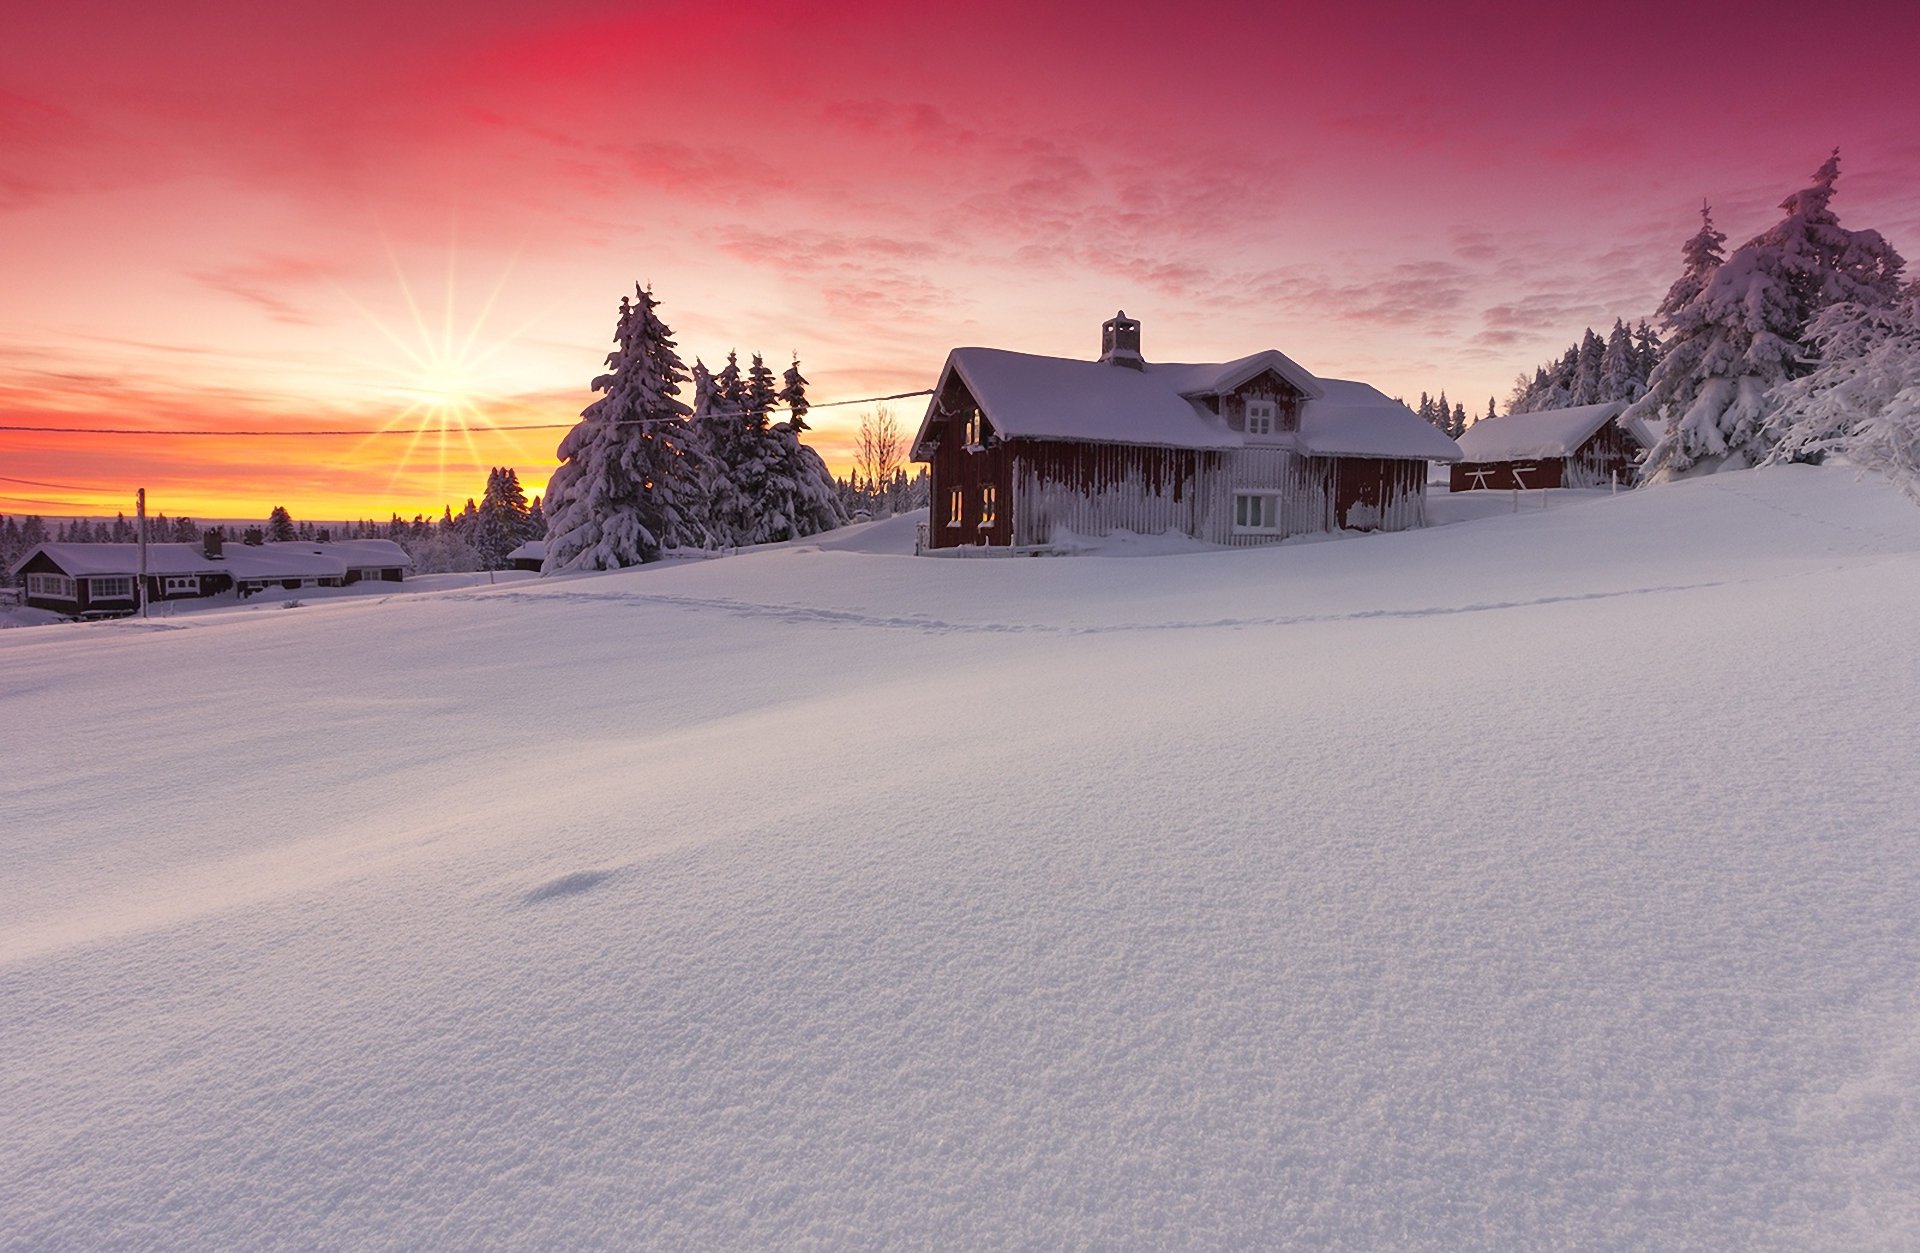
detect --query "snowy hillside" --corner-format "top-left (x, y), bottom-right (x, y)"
top-left (4, 466), bottom-right (1918, 1247)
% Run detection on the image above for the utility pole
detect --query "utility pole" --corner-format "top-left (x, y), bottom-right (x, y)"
top-left (137, 487), bottom-right (149, 619)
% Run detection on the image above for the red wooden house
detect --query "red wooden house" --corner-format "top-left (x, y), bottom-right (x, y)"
top-left (910, 313), bottom-right (1459, 550)
top-left (1449, 401), bottom-right (1645, 491)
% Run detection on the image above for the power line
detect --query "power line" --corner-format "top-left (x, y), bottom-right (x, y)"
top-left (0, 473), bottom-right (99, 490)
top-left (0, 390), bottom-right (935, 439)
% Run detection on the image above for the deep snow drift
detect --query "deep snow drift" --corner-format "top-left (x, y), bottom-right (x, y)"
top-left (3, 467), bottom-right (1918, 1247)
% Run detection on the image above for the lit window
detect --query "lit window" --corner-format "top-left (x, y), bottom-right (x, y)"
top-left (26, 573), bottom-right (76, 599)
top-left (947, 488), bottom-right (964, 527)
top-left (979, 485), bottom-right (997, 527)
top-left (88, 576), bottom-right (134, 600)
top-left (1234, 493), bottom-right (1279, 531)
top-left (1246, 400), bottom-right (1277, 436)
top-left (964, 409), bottom-right (982, 447)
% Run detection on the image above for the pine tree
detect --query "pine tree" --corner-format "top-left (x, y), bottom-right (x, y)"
top-left (543, 285), bottom-right (713, 570)
top-left (266, 506), bottom-right (295, 542)
top-left (1571, 328), bottom-right (1607, 405)
top-left (1635, 155), bottom-right (1906, 479)
top-left (1598, 319), bottom-right (1642, 403)
top-left (1765, 285), bottom-right (1920, 494)
top-left (1450, 402), bottom-right (1467, 438)
top-left (778, 355), bottom-right (811, 432)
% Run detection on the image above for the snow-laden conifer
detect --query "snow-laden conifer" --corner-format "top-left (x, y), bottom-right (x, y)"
top-left (543, 286), bottom-right (712, 571)
top-left (1764, 285), bottom-right (1920, 498)
top-left (1635, 155), bottom-right (1906, 480)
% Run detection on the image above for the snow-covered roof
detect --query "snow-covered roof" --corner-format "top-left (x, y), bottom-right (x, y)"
top-left (915, 345), bottom-right (1455, 461)
top-left (11, 543), bottom-right (213, 578)
top-left (1454, 401), bottom-right (1630, 464)
top-left (506, 540), bottom-right (547, 561)
top-left (10, 539), bottom-right (413, 580)
top-left (312, 539), bottom-right (414, 569)
top-left (1299, 379), bottom-right (1464, 462)
top-left (1150, 350), bottom-right (1325, 402)
top-left (941, 348), bottom-right (1241, 450)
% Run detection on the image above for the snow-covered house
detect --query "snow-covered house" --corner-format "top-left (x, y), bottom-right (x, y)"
top-left (910, 313), bottom-right (1460, 550)
top-left (505, 539), bottom-right (546, 572)
top-left (1449, 401), bottom-right (1645, 492)
top-left (9, 537), bottom-right (412, 616)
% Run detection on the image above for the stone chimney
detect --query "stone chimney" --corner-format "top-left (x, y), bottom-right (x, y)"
top-left (1099, 310), bottom-right (1143, 369)
top-left (203, 529), bottom-right (224, 560)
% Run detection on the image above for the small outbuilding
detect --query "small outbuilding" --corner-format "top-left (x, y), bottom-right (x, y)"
top-left (505, 539), bottom-right (546, 572)
top-left (1450, 401), bottom-right (1644, 491)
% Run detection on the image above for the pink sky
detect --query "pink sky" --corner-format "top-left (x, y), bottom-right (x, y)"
top-left (4, 0), bottom-right (1917, 518)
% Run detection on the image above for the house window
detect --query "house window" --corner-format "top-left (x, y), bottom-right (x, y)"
top-left (88, 576), bottom-right (134, 600)
top-left (26, 573), bottom-right (76, 599)
top-left (1234, 493), bottom-right (1280, 532)
top-left (162, 575), bottom-right (198, 595)
top-left (979, 485), bottom-right (998, 527)
top-left (947, 488), bottom-right (964, 527)
top-left (964, 409), bottom-right (982, 448)
top-left (1246, 400), bottom-right (1277, 436)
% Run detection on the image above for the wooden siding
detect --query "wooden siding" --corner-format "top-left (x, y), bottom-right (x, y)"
top-left (923, 376), bottom-right (1015, 549)
top-left (1010, 441), bottom-right (1225, 546)
top-left (1331, 457), bottom-right (1429, 531)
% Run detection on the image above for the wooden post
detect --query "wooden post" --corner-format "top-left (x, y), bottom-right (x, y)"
top-left (136, 488), bottom-right (148, 619)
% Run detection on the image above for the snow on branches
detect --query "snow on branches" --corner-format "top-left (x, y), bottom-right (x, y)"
top-left (545, 288), bottom-right (845, 572)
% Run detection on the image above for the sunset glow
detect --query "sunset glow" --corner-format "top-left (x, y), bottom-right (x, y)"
top-left (4, 0), bottom-right (1917, 520)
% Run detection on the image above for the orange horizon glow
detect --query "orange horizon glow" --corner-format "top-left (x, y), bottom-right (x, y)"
top-left (4, 0), bottom-right (1917, 522)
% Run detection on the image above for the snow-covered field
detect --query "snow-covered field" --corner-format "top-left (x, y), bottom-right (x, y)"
top-left (4, 466), bottom-right (1918, 1247)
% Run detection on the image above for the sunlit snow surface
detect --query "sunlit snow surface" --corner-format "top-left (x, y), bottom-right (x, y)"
top-left (4, 467), bottom-right (1918, 1247)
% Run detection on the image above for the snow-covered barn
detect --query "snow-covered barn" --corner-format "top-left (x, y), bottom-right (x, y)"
top-left (9, 537), bottom-right (412, 617)
top-left (910, 313), bottom-right (1460, 550)
top-left (1449, 401), bottom-right (1645, 492)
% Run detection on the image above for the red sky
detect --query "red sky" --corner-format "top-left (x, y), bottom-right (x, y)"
top-left (4, 0), bottom-right (1917, 519)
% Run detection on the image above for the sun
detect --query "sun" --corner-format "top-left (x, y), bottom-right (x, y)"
top-left (332, 234), bottom-right (547, 499)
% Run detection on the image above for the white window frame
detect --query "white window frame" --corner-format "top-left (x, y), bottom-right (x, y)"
top-left (1233, 492), bottom-right (1281, 533)
top-left (162, 575), bottom-right (199, 595)
top-left (979, 485), bottom-right (997, 528)
top-left (88, 575), bottom-right (135, 600)
top-left (26, 573), bottom-right (76, 600)
top-left (947, 488), bottom-right (964, 528)
top-left (1246, 400), bottom-right (1277, 437)
top-left (964, 410), bottom-right (982, 448)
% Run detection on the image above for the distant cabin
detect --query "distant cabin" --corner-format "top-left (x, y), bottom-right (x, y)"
top-left (910, 312), bottom-right (1460, 551)
top-left (1449, 401), bottom-right (1645, 492)
top-left (9, 535), bottom-right (412, 618)
top-left (505, 539), bottom-right (546, 572)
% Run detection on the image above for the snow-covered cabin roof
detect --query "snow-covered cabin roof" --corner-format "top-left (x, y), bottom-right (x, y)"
top-left (298, 539), bottom-right (413, 569)
top-left (9, 539), bottom-right (413, 580)
top-left (938, 348), bottom-right (1241, 451)
top-left (1150, 350), bottom-right (1325, 402)
top-left (10, 542), bottom-right (216, 578)
top-left (506, 539), bottom-right (546, 562)
top-left (914, 344), bottom-right (1457, 462)
top-left (1454, 401), bottom-right (1631, 464)
top-left (1299, 379), bottom-right (1463, 462)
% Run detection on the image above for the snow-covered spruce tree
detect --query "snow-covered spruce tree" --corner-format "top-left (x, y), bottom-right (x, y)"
top-left (1634, 155), bottom-right (1906, 480)
top-left (1598, 319), bottom-right (1643, 403)
top-left (543, 286), bottom-right (712, 571)
top-left (778, 354), bottom-right (810, 430)
top-left (1764, 284), bottom-right (1920, 497)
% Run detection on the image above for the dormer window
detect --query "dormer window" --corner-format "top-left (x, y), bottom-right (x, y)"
top-left (1246, 400), bottom-right (1277, 437)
